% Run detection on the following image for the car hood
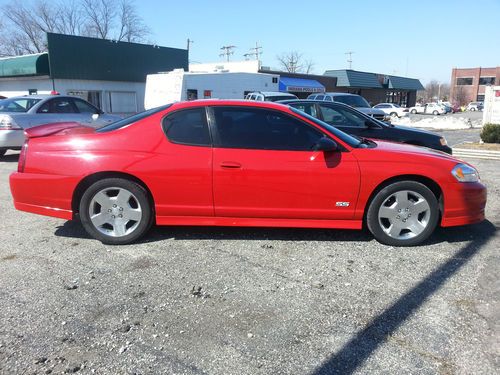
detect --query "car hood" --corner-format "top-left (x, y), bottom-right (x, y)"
top-left (368, 138), bottom-right (456, 160)
top-left (389, 123), bottom-right (441, 137)
top-left (25, 122), bottom-right (95, 138)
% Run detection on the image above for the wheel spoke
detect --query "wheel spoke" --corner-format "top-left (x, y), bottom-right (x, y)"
top-left (124, 208), bottom-right (142, 222)
top-left (93, 191), bottom-right (111, 210)
top-left (394, 191), bottom-right (409, 206)
top-left (407, 220), bottom-right (426, 235)
top-left (116, 189), bottom-right (133, 207)
top-left (90, 212), bottom-right (109, 227)
top-left (388, 223), bottom-right (402, 238)
top-left (412, 199), bottom-right (430, 215)
top-left (113, 219), bottom-right (127, 237)
top-left (379, 205), bottom-right (397, 219)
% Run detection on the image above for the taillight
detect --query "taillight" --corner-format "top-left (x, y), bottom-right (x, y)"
top-left (0, 115), bottom-right (21, 130)
top-left (18, 138), bottom-right (29, 172)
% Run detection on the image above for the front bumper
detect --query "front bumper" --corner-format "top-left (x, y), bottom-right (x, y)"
top-left (0, 129), bottom-right (24, 150)
top-left (441, 181), bottom-right (487, 227)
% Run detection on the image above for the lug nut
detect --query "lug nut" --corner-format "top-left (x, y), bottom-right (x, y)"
top-left (108, 209), bottom-right (112, 213)
top-left (111, 215), bottom-right (115, 219)
top-left (119, 207), bottom-right (123, 211)
top-left (113, 204), bottom-right (117, 208)
top-left (403, 219), bottom-right (406, 222)
top-left (396, 215), bottom-right (400, 219)
top-left (118, 214), bottom-right (123, 218)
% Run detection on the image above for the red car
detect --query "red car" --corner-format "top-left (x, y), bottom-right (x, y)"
top-left (10, 100), bottom-right (486, 246)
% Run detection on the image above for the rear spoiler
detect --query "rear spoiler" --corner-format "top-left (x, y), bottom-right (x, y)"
top-left (24, 122), bottom-right (95, 138)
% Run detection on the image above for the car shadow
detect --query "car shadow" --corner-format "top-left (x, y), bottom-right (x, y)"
top-left (54, 219), bottom-right (496, 246)
top-left (310, 220), bottom-right (496, 375)
top-left (0, 153), bottom-right (20, 163)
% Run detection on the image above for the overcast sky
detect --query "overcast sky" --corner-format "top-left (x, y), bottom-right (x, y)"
top-left (2, 0), bottom-right (499, 85)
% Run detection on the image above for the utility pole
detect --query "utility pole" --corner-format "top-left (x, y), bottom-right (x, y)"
top-left (244, 42), bottom-right (263, 61)
top-left (187, 38), bottom-right (194, 52)
top-left (219, 45), bottom-right (236, 62)
top-left (345, 51), bottom-right (354, 69)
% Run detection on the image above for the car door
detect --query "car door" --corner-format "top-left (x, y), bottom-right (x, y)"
top-left (35, 97), bottom-right (81, 126)
top-left (211, 106), bottom-right (360, 220)
top-left (72, 98), bottom-right (114, 127)
top-left (317, 103), bottom-right (381, 139)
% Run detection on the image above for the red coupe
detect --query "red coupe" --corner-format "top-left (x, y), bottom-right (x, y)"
top-left (10, 100), bottom-right (486, 246)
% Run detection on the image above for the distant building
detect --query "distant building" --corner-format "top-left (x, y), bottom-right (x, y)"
top-left (323, 70), bottom-right (424, 107)
top-left (450, 67), bottom-right (500, 105)
top-left (0, 33), bottom-right (188, 114)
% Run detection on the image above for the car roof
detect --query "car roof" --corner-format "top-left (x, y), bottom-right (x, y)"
top-left (247, 91), bottom-right (295, 96)
top-left (168, 99), bottom-right (291, 111)
top-left (8, 95), bottom-right (74, 100)
top-left (313, 92), bottom-right (359, 97)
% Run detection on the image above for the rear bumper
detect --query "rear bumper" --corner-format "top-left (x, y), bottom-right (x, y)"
top-left (0, 129), bottom-right (24, 149)
top-left (441, 182), bottom-right (487, 227)
top-left (10, 172), bottom-right (76, 220)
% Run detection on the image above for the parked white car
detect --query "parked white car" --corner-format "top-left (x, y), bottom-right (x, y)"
top-left (466, 102), bottom-right (483, 111)
top-left (373, 103), bottom-right (408, 118)
top-left (408, 103), bottom-right (446, 115)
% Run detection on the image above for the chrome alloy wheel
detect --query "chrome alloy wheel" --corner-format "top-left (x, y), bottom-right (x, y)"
top-left (377, 190), bottom-right (431, 240)
top-left (88, 187), bottom-right (143, 237)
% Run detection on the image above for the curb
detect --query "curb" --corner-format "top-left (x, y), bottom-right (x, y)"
top-left (452, 148), bottom-right (500, 160)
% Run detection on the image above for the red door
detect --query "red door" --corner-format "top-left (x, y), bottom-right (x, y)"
top-left (211, 106), bottom-right (360, 220)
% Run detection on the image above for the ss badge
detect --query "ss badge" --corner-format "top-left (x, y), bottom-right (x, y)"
top-left (336, 202), bottom-right (350, 207)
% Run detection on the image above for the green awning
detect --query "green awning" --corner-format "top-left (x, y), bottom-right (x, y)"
top-left (0, 53), bottom-right (50, 77)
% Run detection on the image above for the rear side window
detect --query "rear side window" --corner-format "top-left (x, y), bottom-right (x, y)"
top-left (163, 108), bottom-right (211, 146)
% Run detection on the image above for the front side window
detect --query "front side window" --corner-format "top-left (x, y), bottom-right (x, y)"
top-left (212, 107), bottom-right (324, 151)
top-left (319, 104), bottom-right (367, 128)
top-left (333, 95), bottom-right (370, 108)
top-left (163, 108), bottom-right (210, 146)
top-left (38, 98), bottom-right (77, 114)
top-left (289, 103), bottom-right (318, 118)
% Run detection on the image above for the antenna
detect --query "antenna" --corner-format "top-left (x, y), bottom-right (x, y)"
top-left (244, 42), bottom-right (263, 60)
top-left (187, 38), bottom-right (194, 52)
top-left (219, 45), bottom-right (236, 62)
top-left (345, 51), bottom-right (354, 69)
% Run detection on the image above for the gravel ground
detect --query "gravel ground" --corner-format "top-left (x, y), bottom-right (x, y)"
top-left (0, 149), bottom-right (498, 375)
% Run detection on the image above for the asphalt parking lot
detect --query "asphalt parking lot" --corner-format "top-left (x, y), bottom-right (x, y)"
top-left (0, 138), bottom-right (498, 374)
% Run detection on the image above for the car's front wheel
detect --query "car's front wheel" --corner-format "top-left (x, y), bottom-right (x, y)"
top-left (79, 178), bottom-right (153, 245)
top-left (411, 109), bottom-right (417, 114)
top-left (432, 110), bottom-right (439, 115)
top-left (367, 181), bottom-right (439, 246)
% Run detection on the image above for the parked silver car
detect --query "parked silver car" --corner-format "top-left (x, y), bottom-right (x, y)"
top-left (0, 95), bottom-right (121, 157)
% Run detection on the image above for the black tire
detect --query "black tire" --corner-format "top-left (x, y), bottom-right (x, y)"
top-left (79, 178), bottom-right (153, 245)
top-left (470, 108), bottom-right (476, 111)
top-left (390, 112), bottom-right (398, 118)
top-left (411, 109), bottom-right (417, 114)
top-left (366, 181), bottom-right (439, 246)
top-left (0, 149), bottom-right (6, 157)
top-left (432, 110), bottom-right (439, 115)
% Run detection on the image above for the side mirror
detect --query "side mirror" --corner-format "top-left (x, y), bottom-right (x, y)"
top-left (313, 137), bottom-right (338, 152)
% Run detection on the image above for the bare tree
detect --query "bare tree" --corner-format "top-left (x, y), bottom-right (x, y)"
top-left (116, 0), bottom-right (150, 42)
top-left (277, 51), bottom-right (313, 73)
top-left (0, 0), bottom-right (151, 56)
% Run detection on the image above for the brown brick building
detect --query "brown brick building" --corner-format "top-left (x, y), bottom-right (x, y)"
top-left (450, 67), bottom-right (500, 105)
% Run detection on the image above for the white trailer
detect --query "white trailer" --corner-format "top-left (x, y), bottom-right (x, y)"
top-left (144, 69), bottom-right (280, 110)
top-left (482, 85), bottom-right (500, 124)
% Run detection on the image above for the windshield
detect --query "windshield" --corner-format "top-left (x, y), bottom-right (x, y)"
top-left (290, 107), bottom-right (361, 148)
top-left (0, 97), bottom-right (42, 113)
top-left (97, 104), bottom-right (172, 132)
top-left (333, 95), bottom-right (370, 108)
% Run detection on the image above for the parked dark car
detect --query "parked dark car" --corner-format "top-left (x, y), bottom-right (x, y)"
top-left (279, 100), bottom-right (452, 154)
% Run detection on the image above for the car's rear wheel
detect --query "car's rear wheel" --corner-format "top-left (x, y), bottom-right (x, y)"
top-left (470, 107), bottom-right (476, 111)
top-left (367, 181), bottom-right (439, 246)
top-left (432, 110), bottom-right (439, 115)
top-left (411, 109), bottom-right (417, 114)
top-left (390, 112), bottom-right (398, 118)
top-left (79, 178), bottom-right (153, 245)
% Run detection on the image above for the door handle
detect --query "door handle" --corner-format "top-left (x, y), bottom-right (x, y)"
top-left (220, 161), bottom-right (242, 169)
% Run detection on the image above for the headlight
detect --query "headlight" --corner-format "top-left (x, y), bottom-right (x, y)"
top-left (451, 163), bottom-right (479, 182)
top-left (439, 137), bottom-right (448, 146)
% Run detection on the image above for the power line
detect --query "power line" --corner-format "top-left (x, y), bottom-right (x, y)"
top-left (219, 45), bottom-right (236, 62)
